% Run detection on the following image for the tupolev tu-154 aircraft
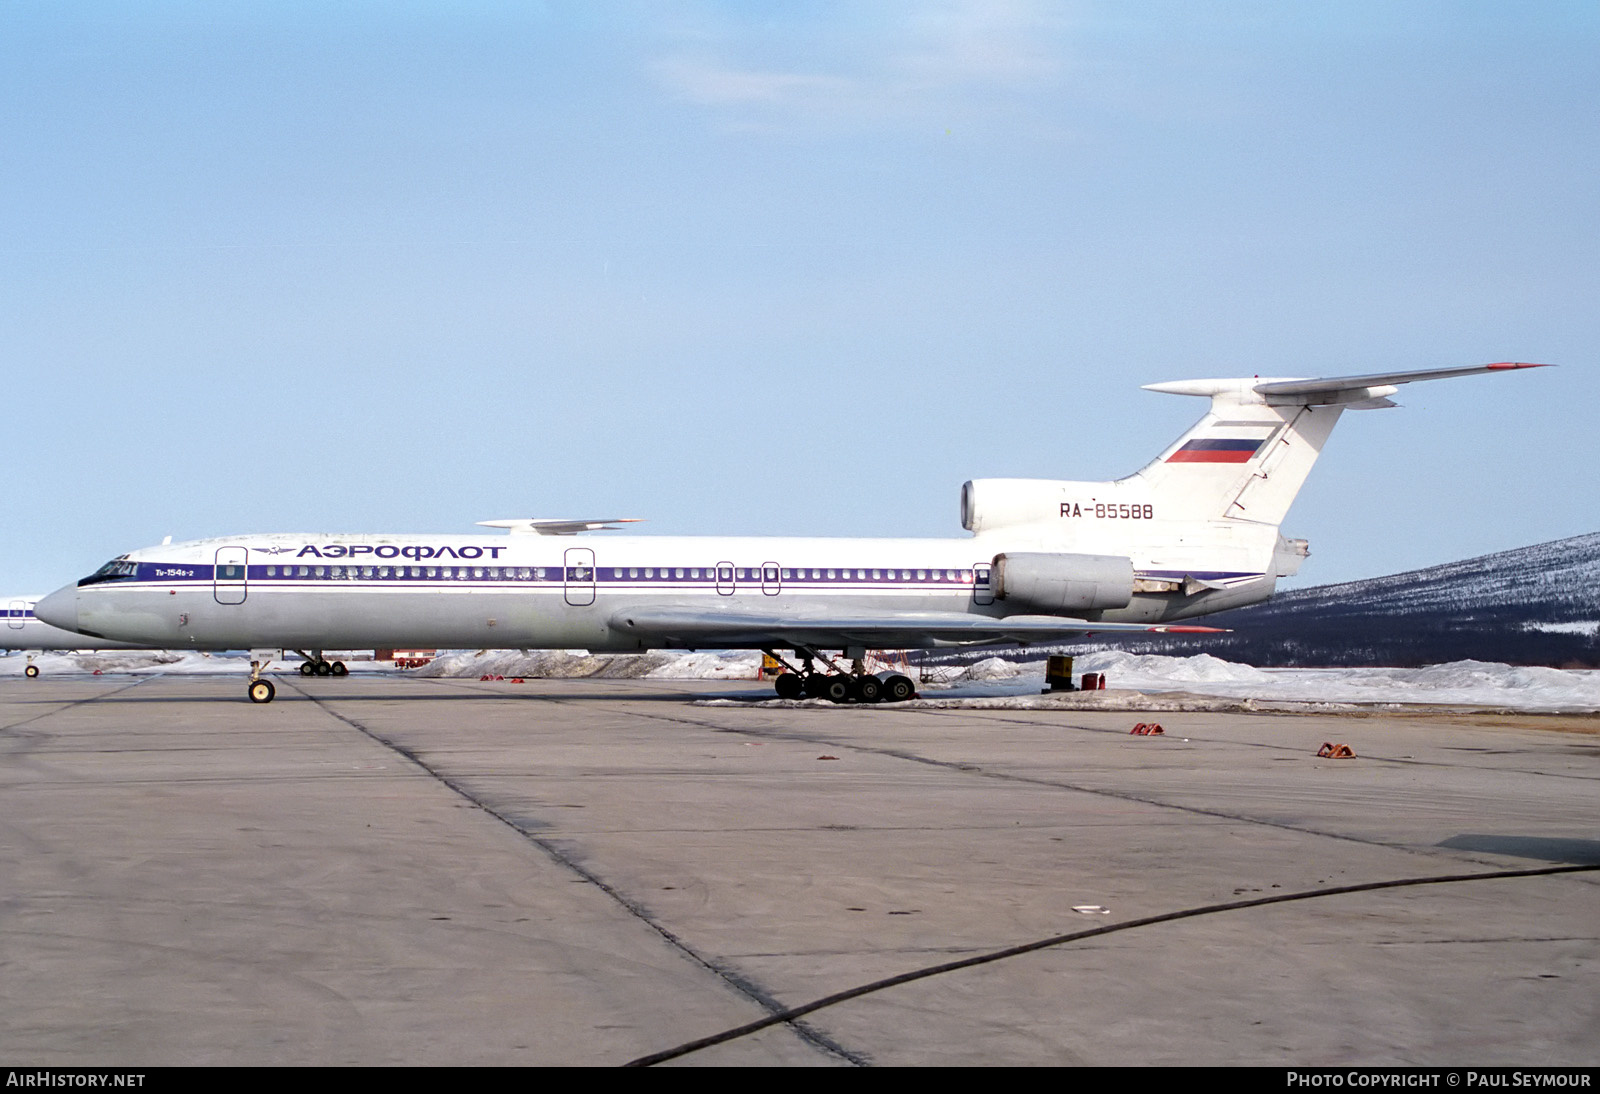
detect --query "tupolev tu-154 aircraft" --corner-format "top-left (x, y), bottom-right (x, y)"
top-left (36, 363), bottom-right (1546, 704)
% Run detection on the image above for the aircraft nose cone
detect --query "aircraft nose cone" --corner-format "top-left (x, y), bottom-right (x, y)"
top-left (34, 587), bottom-right (80, 632)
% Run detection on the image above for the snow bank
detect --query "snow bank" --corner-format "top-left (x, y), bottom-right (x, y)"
top-left (978, 652), bottom-right (1600, 713)
top-left (412, 648), bottom-right (765, 680)
top-left (0, 651), bottom-right (234, 676)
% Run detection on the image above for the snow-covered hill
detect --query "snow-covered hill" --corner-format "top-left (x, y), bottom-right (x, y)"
top-left (1072, 532), bottom-right (1600, 667)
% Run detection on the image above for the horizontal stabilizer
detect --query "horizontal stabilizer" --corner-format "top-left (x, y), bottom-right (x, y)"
top-left (1251, 362), bottom-right (1550, 399)
top-left (478, 518), bottom-right (644, 536)
top-left (1143, 363), bottom-right (1550, 406)
top-left (611, 608), bottom-right (1223, 649)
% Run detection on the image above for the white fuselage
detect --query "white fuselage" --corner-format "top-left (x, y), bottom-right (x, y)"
top-left (37, 531), bottom-right (1268, 653)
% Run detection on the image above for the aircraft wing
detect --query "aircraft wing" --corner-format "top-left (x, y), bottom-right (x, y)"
top-left (478, 518), bottom-right (644, 535)
top-left (609, 608), bottom-right (1223, 649)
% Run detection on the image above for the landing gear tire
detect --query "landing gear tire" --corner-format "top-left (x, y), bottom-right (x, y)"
top-left (854, 675), bottom-right (883, 704)
top-left (248, 679), bottom-right (276, 704)
top-left (820, 675), bottom-right (851, 703)
top-left (25, 664), bottom-right (39, 679)
top-left (314, 660), bottom-right (332, 677)
top-left (330, 661), bottom-right (348, 677)
top-left (299, 661), bottom-right (315, 677)
top-left (881, 674), bottom-right (915, 703)
top-left (803, 673), bottom-right (829, 699)
top-left (774, 672), bottom-right (803, 700)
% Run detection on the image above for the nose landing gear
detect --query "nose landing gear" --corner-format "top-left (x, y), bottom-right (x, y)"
top-left (246, 648), bottom-right (283, 703)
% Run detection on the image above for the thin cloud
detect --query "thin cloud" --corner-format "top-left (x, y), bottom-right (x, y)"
top-left (653, 0), bottom-right (1072, 134)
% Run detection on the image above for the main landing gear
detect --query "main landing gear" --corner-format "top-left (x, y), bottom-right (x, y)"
top-left (296, 653), bottom-right (347, 677)
top-left (765, 648), bottom-right (916, 705)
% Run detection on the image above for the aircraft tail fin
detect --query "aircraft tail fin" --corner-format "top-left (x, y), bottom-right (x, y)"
top-left (1132, 362), bottom-right (1548, 528)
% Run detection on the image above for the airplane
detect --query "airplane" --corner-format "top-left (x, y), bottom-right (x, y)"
top-left (34, 363), bottom-right (1547, 704)
top-left (3, 593), bottom-right (149, 676)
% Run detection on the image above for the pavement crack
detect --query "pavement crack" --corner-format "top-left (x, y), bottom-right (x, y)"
top-left (291, 682), bottom-right (867, 1067)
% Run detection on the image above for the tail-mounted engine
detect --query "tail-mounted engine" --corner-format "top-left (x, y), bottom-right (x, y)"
top-left (992, 552), bottom-right (1135, 612)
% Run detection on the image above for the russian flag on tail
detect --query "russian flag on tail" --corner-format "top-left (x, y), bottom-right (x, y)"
top-left (1166, 438), bottom-right (1264, 463)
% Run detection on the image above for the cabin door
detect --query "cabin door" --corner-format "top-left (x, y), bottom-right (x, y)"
top-left (214, 547), bottom-right (248, 605)
top-left (564, 548), bottom-right (596, 606)
top-left (971, 562), bottom-right (994, 606)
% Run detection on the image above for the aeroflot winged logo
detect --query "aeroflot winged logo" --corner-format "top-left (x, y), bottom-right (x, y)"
top-left (292, 543), bottom-right (508, 560)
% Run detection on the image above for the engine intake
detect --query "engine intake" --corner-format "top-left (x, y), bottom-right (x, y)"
top-left (993, 552), bottom-right (1135, 612)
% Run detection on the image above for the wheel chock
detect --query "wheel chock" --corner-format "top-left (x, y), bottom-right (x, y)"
top-left (1317, 742), bottom-right (1356, 758)
top-left (1129, 722), bottom-right (1164, 735)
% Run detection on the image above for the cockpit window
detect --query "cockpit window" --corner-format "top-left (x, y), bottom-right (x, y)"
top-left (79, 557), bottom-right (139, 586)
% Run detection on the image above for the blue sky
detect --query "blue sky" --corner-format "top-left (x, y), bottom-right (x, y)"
top-left (4, 1), bottom-right (1595, 594)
